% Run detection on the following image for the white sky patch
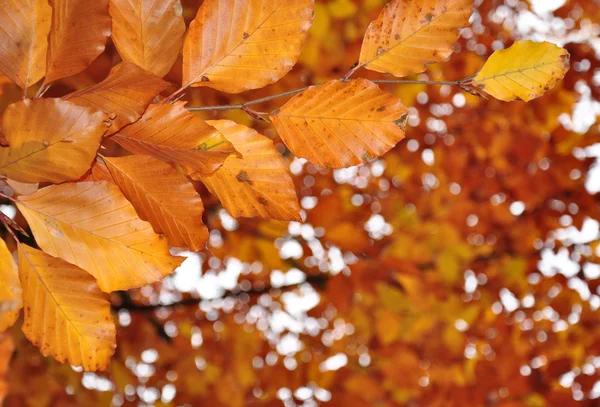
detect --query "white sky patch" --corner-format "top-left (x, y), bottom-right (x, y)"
top-left (319, 353), bottom-right (348, 372)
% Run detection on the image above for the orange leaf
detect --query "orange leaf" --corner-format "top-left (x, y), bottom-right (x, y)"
top-left (104, 155), bottom-right (209, 251)
top-left (109, 0), bottom-right (185, 77)
top-left (358, 0), bottom-right (472, 77)
top-left (63, 62), bottom-right (169, 135)
top-left (17, 182), bottom-right (183, 292)
top-left (19, 244), bottom-right (116, 371)
top-left (112, 103), bottom-right (236, 175)
top-left (196, 120), bottom-right (300, 221)
top-left (182, 0), bottom-right (314, 93)
top-left (0, 239), bottom-right (21, 332)
top-left (270, 79), bottom-right (409, 168)
top-left (0, 0), bottom-right (51, 91)
top-left (45, 0), bottom-right (111, 84)
top-left (0, 98), bottom-right (109, 183)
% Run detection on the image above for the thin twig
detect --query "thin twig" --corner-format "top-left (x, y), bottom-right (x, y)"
top-left (186, 79), bottom-right (460, 113)
top-left (0, 213), bottom-right (20, 245)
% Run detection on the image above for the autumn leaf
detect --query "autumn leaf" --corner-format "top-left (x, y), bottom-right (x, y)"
top-left (0, 239), bottom-right (21, 332)
top-left (0, 98), bottom-right (109, 183)
top-left (44, 0), bottom-right (111, 84)
top-left (112, 103), bottom-right (236, 175)
top-left (358, 0), bottom-right (472, 77)
top-left (182, 0), bottom-right (314, 93)
top-left (109, 0), bottom-right (186, 77)
top-left (466, 40), bottom-right (571, 102)
top-left (16, 182), bottom-right (183, 292)
top-left (196, 120), bottom-right (300, 221)
top-left (0, 0), bottom-right (51, 91)
top-left (270, 79), bottom-right (409, 168)
top-left (0, 334), bottom-right (13, 405)
top-left (103, 155), bottom-right (209, 251)
top-left (63, 62), bottom-right (169, 135)
top-left (18, 244), bottom-right (116, 371)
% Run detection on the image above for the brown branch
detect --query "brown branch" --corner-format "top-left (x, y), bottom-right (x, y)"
top-left (112, 274), bottom-right (329, 313)
top-left (184, 79), bottom-right (463, 113)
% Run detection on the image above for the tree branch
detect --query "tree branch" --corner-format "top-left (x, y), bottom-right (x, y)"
top-left (112, 274), bottom-right (329, 313)
top-left (185, 79), bottom-right (462, 113)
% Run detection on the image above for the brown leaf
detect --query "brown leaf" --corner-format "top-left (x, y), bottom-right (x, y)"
top-left (109, 0), bottom-right (185, 77)
top-left (0, 0), bottom-right (51, 91)
top-left (104, 154), bottom-right (209, 251)
top-left (63, 62), bottom-right (169, 135)
top-left (0, 99), bottom-right (109, 183)
top-left (17, 181), bottom-right (183, 292)
top-left (112, 102), bottom-right (236, 175)
top-left (182, 0), bottom-right (314, 93)
top-left (358, 0), bottom-right (472, 77)
top-left (196, 120), bottom-right (300, 221)
top-left (45, 0), bottom-right (111, 84)
top-left (19, 244), bottom-right (116, 371)
top-left (270, 79), bottom-right (409, 168)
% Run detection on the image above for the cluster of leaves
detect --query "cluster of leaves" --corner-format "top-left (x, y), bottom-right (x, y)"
top-left (1, 0), bottom-right (596, 406)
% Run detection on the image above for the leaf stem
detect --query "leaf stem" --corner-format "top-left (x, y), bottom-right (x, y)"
top-left (0, 212), bottom-right (20, 245)
top-left (185, 79), bottom-right (461, 113)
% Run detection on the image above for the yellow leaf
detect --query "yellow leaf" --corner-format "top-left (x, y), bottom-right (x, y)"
top-left (376, 310), bottom-right (401, 345)
top-left (0, 240), bottom-right (21, 332)
top-left (358, 0), bottom-right (472, 77)
top-left (18, 244), bottom-right (116, 371)
top-left (104, 155), bottom-right (209, 251)
top-left (196, 120), bottom-right (301, 221)
top-left (328, 0), bottom-right (357, 19)
top-left (182, 0), bottom-right (314, 93)
top-left (45, 0), bottom-right (111, 84)
top-left (469, 40), bottom-right (570, 102)
top-left (0, 0), bottom-right (51, 91)
top-left (63, 62), bottom-right (169, 135)
top-left (0, 99), bottom-right (109, 183)
top-left (109, 0), bottom-right (186, 77)
top-left (112, 103), bottom-right (236, 175)
top-left (17, 182), bottom-right (183, 292)
top-left (270, 79), bottom-right (409, 168)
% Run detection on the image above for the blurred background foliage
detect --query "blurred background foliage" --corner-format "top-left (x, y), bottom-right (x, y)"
top-left (1, 0), bottom-right (600, 406)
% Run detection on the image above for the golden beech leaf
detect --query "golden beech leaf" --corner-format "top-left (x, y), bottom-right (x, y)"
top-left (0, 0), bottom-right (51, 91)
top-left (0, 239), bottom-right (22, 332)
top-left (195, 120), bottom-right (300, 221)
top-left (5, 180), bottom-right (39, 196)
top-left (270, 79), bottom-right (409, 168)
top-left (0, 98), bottom-right (109, 183)
top-left (44, 0), bottom-right (111, 84)
top-left (467, 40), bottom-right (571, 102)
top-left (103, 155), bottom-right (209, 251)
top-left (63, 62), bottom-right (168, 136)
top-left (18, 244), bottom-right (116, 371)
top-left (358, 0), bottom-right (472, 77)
top-left (109, 0), bottom-right (186, 77)
top-left (182, 0), bottom-right (314, 93)
top-left (16, 182), bottom-right (183, 292)
top-left (112, 103), bottom-right (236, 175)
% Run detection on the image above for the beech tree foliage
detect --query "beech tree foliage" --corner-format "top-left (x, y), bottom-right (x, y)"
top-left (0, 0), bottom-right (598, 406)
